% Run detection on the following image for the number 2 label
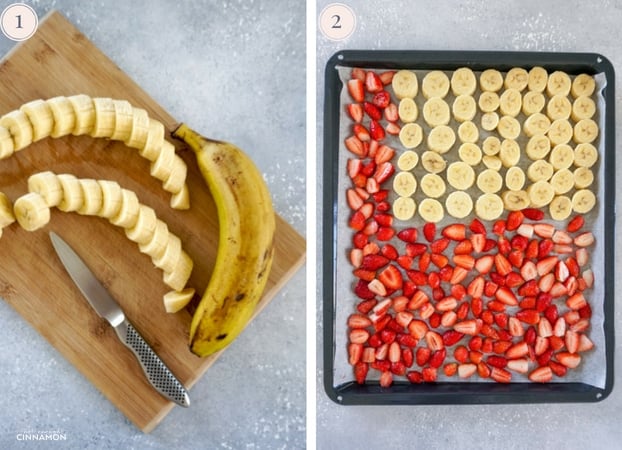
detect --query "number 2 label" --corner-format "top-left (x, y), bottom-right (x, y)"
top-left (319, 4), bottom-right (356, 41)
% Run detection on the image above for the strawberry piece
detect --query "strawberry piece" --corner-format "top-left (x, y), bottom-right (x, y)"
top-left (510, 234), bottom-right (529, 251)
top-left (406, 243), bottom-right (427, 257)
top-left (369, 119), bottom-right (385, 141)
top-left (537, 255), bottom-right (558, 276)
top-left (443, 330), bottom-right (465, 346)
top-left (520, 261), bottom-right (538, 281)
top-left (470, 233), bottom-right (486, 253)
top-left (487, 355), bottom-right (508, 369)
top-left (453, 254), bottom-right (475, 270)
top-left (423, 222), bottom-right (436, 242)
top-left (422, 367), bottom-right (438, 382)
top-left (353, 362), bottom-right (369, 384)
top-left (548, 361), bottom-right (567, 377)
top-left (556, 352), bottom-right (581, 369)
top-left (454, 320), bottom-right (480, 335)
top-left (430, 253), bottom-right (449, 269)
top-left (379, 70), bottom-right (395, 85)
top-left (574, 231), bottom-right (595, 247)
top-left (497, 236), bottom-right (511, 255)
top-left (348, 342), bottom-right (363, 365)
top-left (467, 276), bottom-right (485, 298)
top-left (406, 270), bottom-right (427, 286)
top-left (469, 218), bottom-right (486, 234)
top-left (385, 122), bottom-right (401, 135)
top-left (372, 90), bottom-right (391, 109)
top-left (360, 254), bottom-right (390, 270)
top-left (454, 239), bottom-right (473, 255)
top-left (430, 237), bottom-right (450, 253)
top-left (351, 68), bottom-right (366, 81)
top-left (391, 361), bottom-right (407, 376)
top-left (397, 227), bottom-right (418, 243)
top-left (365, 71), bottom-right (383, 93)
top-left (416, 347), bottom-right (431, 366)
top-left (375, 213), bottom-right (393, 228)
top-left (380, 243), bottom-right (398, 260)
top-left (516, 223), bottom-right (534, 239)
top-left (379, 370), bottom-right (393, 387)
top-left (567, 215), bottom-right (585, 233)
top-left (429, 348), bottom-right (447, 368)
top-left (376, 226), bottom-right (395, 241)
top-left (522, 208), bottom-right (545, 221)
top-left (516, 309), bottom-right (540, 325)
top-left (475, 255), bottom-right (494, 274)
top-left (363, 101), bottom-right (382, 120)
top-left (353, 268), bottom-right (375, 282)
top-left (357, 298), bottom-right (377, 314)
top-left (533, 223), bottom-right (555, 239)
top-left (450, 267), bottom-right (469, 285)
top-left (494, 253), bottom-right (512, 276)
top-left (347, 79), bottom-right (365, 102)
top-left (484, 280), bottom-right (499, 297)
top-left (348, 313), bottom-right (373, 329)
top-left (566, 292), bottom-right (587, 310)
top-left (349, 211), bottom-right (366, 231)
top-left (529, 366), bottom-right (552, 382)
top-left (346, 189), bottom-right (364, 211)
top-left (505, 341), bottom-right (529, 359)
top-left (406, 370), bottom-right (423, 383)
top-left (505, 272), bottom-right (524, 288)
top-left (506, 210), bottom-right (524, 231)
top-left (442, 223), bottom-right (466, 241)
top-left (346, 158), bottom-right (363, 179)
top-left (346, 103), bottom-right (364, 123)
top-left (492, 219), bottom-right (506, 236)
top-left (383, 103), bottom-right (399, 122)
top-left (344, 135), bottom-right (367, 157)
top-left (508, 249), bottom-right (524, 268)
top-left (378, 264), bottom-right (403, 291)
top-left (373, 162), bottom-right (395, 184)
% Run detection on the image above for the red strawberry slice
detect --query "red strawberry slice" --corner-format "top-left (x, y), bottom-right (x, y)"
top-left (397, 227), bottom-right (418, 243)
top-left (442, 223), bottom-right (466, 241)
top-left (537, 255), bottom-right (558, 276)
top-left (369, 119), bottom-right (386, 141)
top-left (365, 71), bottom-right (384, 93)
top-left (423, 222), bottom-right (436, 242)
top-left (352, 123), bottom-right (370, 142)
top-left (430, 237), bottom-right (450, 253)
top-left (453, 254), bottom-right (475, 270)
top-left (475, 255), bottom-right (494, 274)
top-left (347, 79), bottom-right (365, 102)
top-left (373, 162), bottom-right (394, 184)
top-left (495, 286), bottom-right (518, 306)
top-left (454, 239), bottom-right (473, 255)
top-left (383, 103), bottom-right (399, 122)
top-left (346, 103), bottom-right (364, 123)
top-left (454, 319), bottom-right (481, 335)
top-left (405, 243), bottom-right (427, 257)
top-left (528, 366), bottom-right (552, 382)
top-left (494, 253), bottom-right (512, 276)
top-left (379, 70), bottom-right (395, 85)
top-left (508, 249), bottom-right (524, 268)
top-left (567, 215), bottom-right (585, 233)
top-left (506, 210), bottom-right (524, 231)
top-left (372, 90), bottom-right (391, 109)
top-left (360, 254), bottom-right (390, 270)
top-left (521, 208), bottom-right (544, 220)
top-left (351, 68), bottom-right (366, 81)
top-left (385, 122), bottom-right (401, 135)
top-left (516, 309), bottom-right (540, 325)
top-left (470, 233), bottom-right (486, 253)
top-left (492, 219), bottom-right (506, 236)
top-left (363, 101), bottom-right (382, 120)
top-left (430, 253), bottom-right (449, 269)
top-left (378, 265), bottom-right (402, 291)
top-left (469, 218), bottom-right (486, 234)
top-left (344, 135), bottom-right (367, 157)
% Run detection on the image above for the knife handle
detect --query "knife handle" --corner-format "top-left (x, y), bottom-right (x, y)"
top-left (115, 320), bottom-right (190, 407)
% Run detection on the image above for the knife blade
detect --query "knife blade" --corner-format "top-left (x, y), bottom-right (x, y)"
top-left (49, 231), bottom-right (190, 407)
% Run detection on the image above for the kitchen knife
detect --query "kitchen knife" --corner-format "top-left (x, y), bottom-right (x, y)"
top-left (49, 231), bottom-right (190, 407)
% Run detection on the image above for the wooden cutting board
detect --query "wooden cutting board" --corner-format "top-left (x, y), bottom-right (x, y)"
top-left (0, 11), bottom-right (306, 432)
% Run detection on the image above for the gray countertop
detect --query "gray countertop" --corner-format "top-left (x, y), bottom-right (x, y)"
top-left (316, 1), bottom-right (621, 449)
top-left (0, 1), bottom-right (305, 448)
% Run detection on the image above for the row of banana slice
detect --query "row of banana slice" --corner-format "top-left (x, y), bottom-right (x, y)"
top-left (0, 171), bottom-right (194, 313)
top-left (0, 95), bottom-right (190, 210)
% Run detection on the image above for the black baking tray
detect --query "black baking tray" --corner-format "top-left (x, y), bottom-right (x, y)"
top-left (322, 50), bottom-right (615, 405)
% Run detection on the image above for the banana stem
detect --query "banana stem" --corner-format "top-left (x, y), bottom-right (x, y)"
top-left (172, 123), bottom-right (225, 151)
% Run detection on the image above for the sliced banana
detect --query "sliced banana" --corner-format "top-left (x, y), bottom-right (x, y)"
top-left (150, 140), bottom-right (176, 181)
top-left (169, 183), bottom-right (190, 210)
top-left (458, 142), bottom-right (482, 166)
top-left (527, 180), bottom-right (555, 208)
top-left (547, 119), bottom-right (573, 146)
top-left (571, 189), bottom-right (596, 213)
top-left (481, 112), bottom-right (499, 131)
top-left (499, 139), bottom-right (521, 167)
top-left (527, 160), bottom-right (554, 182)
top-left (110, 99), bottom-right (134, 141)
top-left (547, 71), bottom-right (572, 97)
top-left (421, 150), bottom-right (447, 174)
top-left (549, 168), bottom-right (574, 195)
top-left (423, 97), bottom-right (450, 127)
top-left (90, 97), bottom-right (116, 138)
top-left (546, 95), bottom-right (571, 121)
top-left (477, 169), bottom-right (503, 194)
top-left (549, 144), bottom-right (574, 170)
top-left (482, 136), bottom-right (501, 156)
top-left (427, 125), bottom-right (455, 154)
top-left (522, 91), bottom-right (546, 116)
top-left (162, 251), bottom-right (194, 292)
top-left (527, 66), bottom-right (548, 92)
top-left (0, 192), bottom-right (16, 228)
top-left (398, 97), bottom-right (418, 123)
top-left (418, 198), bottom-right (444, 223)
top-left (479, 69), bottom-right (503, 92)
top-left (13, 192), bottom-right (50, 231)
top-left (573, 119), bottom-right (599, 144)
top-left (502, 190), bottom-right (530, 211)
top-left (393, 171), bottom-right (417, 197)
top-left (98, 179), bottom-right (124, 218)
top-left (392, 70), bottom-right (419, 99)
top-left (0, 126), bottom-right (14, 159)
top-left (152, 232), bottom-right (183, 273)
top-left (125, 204), bottom-right (158, 245)
top-left (571, 73), bottom-right (596, 98)
top-left (161, 155), bottom-right (188, 194)
top-left (46, 96), bottom-right (76, 138)
top-left (499, 88), bottom-right (522, 117)
top-left (549, 195), bottom-right (573, 221)
top-left (399, 123), bottom-right (423, 149)
top-left (525, 134), bottom-right (551, 160)
top-left (452, 95), bottom-right (477, 122)
top-left (457, 121), bottom-right (479, 144)
top-left (573, 167), bottom-right (594, 189)
top-left (139, 118), bottom-right (165, 161)
top-left (67, 94), bottom-right (95, 136)
top-left (77, 178), bottom-right (103, 216)
top-left (21, 99), bottom-right (53, 142)
top-left (109, 188), bottom-right (140, 228)
top-left (482, 155), bottom-right (503, 171)
top-left (139, 219), bottom-right (169, 260)
top-left (445, 191), bottom-right (473, 218)
top-left (124, 107), bottom-right (150, 149)
top-left (421, 71), bottom-right (450, 99)
top-left (392, 196), bottom-right (416, 221)
top-left (163, 288), bottom-right (195, 314)
top-left (28, 171), bottom-right (62, 207)
top-left (475, 193), bottom-right (504, 220)
top-left (419, 173), bottom-right (446, 198)
top-left (57, 174), bottom-right (84, 212)
top-left (478, 91), bottom-right (500, 113)
top-left (505, 67), bottom-right (529, 91)
top-left (505, 166), bottom-right (526, 191)
top-left (446, 161), bottom-right (475, 190)
top-left (573, 143), bottom-right (598, 168)
top-left (397, 150), bottom-right (419, 171)
top-left (451, 67), bottom-right (477, 96)
top-left (497, 115), bottom-right (521, 140)
top-left (571, 96), bottom-right (596, 121)
top-left (523, 112), bottom-right (551, 137)
top-left (0, 110), bottom-right (33, 151)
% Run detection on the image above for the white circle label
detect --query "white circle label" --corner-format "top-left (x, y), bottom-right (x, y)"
top-left (1, 3), bottom-right (38, 42)
top-left (319, 3), bottom-right (356, 41)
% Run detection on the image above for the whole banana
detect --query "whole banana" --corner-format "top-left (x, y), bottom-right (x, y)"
top-left (172, 124), bottom-right (276, 357)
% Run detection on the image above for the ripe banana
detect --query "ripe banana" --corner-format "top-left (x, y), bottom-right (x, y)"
top-left (504, 67), bottom-right (528, 91)
top-left (547, 71), bottom-right (572, 97)
top-left (527, 66), bottom-right (548, 92)
top-left (571, 74), bottom-right (596, 98)
top-left (451, 67), bottom-right (477, 96)
top-left (392, 196), bottom-right (416, 221)
top-left (421, 70), bottom-right (450, 99)
top-left (457, 121), bottom-right (479, 144)
top-left (445, 191), bottom-right (473, 218)
top-left (418, 198), bottom-right (444, 223)
top-left (0, 192), bottom-right (16, 228)
top-left (479, 69), bottom-right (503, 92)
top-left (398, 98), bottom-right (418, 123)
top-left (392, 70), bottom-right (418, 99)
top-left (171, 123), bottom-right (276, 357)
top-left (392, 171), bottom-right (417, 197)
top-left (397, 150), bottom-right (419, 171)
top-left (398, 123), bottom-right (423, 149)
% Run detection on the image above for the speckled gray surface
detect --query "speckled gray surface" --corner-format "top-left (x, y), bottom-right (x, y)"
top-left (317, 1), bottom-right (621, 449)
top-left (0, 0), bottom-right (305, 448)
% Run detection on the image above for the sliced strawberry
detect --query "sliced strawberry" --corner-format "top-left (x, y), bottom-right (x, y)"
top-left (492, 219), bottom-right (506, 236)
top-left (369, 119), bottom-right (385, 141)
top-left (372, 90), bottom-right (391, 109)
top-left (360, 254), bottom-right (390, 271)
top-left (505, 271), bottom-right (524, 288)
top-left (516, 309), bottom-right (540, 325)
top-left (380, 243), bottom-right (398, 260)
top-left (352, 123), bottom-right (370, 142)
top-left (363, 101), bottom-right (382, 120)
top-left (520, 260), bottom-right (538, 281)
top-left (566, 292), bottom-right (587, 310)
top-left (497, 236), bottom-right (511, 255)
top-left (470, 233), bottom-right (486, 253)
top-left (383, 103), bottom-right (399, 122)
top-left (495, 286), bottom-right (518, 306)
top-left (521, 207), bottom-right (544, 221)
top-left (528, 366), bottom-right (553, 382)
top-left (423, 222), bottom-right (436, 242)
top-left (556, 352), bottom-right (581, 369)
top-left (450, 266), bottom-right (469, 284)
top-left (454, 239), bottom-right (473, 255)
top-left (347, 79), bottom-right (365, 102)
top-left (494, 253), bottom-right (512, 276)
top-left (344, 135), bottom-right (367, 157)
top-left (379, 70), bottom-right (395, 85)
top-left (525, 239), bottom-right (539, 259)
top-left (467, 276), bottom-right (485, 298)
top-left (429, 348), bottom-right (447, 368)
top-left (442, 330), bottom-right (465, 346)
top-left (353, 362), bottom-right (368, 384)
top-left (475, 255), bottom-right (494, 274)
top-left (354, 279), bottom-right (376, 300)
top-left (378, 264), bottom-right (402, 291)
top-left (533, 223), bottom-right (555, 239)
top-left (506, 210), bottom-right (524, 231)
top-left (574, 231), bottom-right (595, 247)
top-left (365, 71), bottom-right (383, 93)
top-left (397, 227), bottom-right (418, 243)
top-left (567, 215), bottom-right (585, 233)
top-left (508, 249), bottom-right (524, 268)
top-left (351, 67), bottom-right (366, 81)
top-left (510, 234), bottom-right (529, 251)
top-left (483, 238), bottom-right (497, 252)
top-left (469, 218), bottom-right (486, 234)
top-left (430, 237), bottom-right (450, 253)
top-left (385, 122), bottom-right (401, 135)
top-left (372, 189), bottom-right (389, 202)
top-left (376, 226), bottom-right (395, 241)
top-left (430, 253), bottom-right (449, 269)
top-left (346, 103), bottom-right (364, 123)
top-left (453, 254), bottom-right (475, 270)
top-left (373, 161), bottom-right (394, 184)
top-left (536, 255), bottom-right (558, 276)
top-left (454, 319), bottom-right (481, 335)
top-left (348, 210), bottom-right (366, 231)
top-left (442, 223), bottom-right (466, 241)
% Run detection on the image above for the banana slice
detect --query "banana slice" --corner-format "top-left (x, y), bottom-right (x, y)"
top-left (547, 71), bottom-right (572, 97)
top-left (522, 91), bottom-right (546, 115)
top-left (139, 219), bottom-right (169, 260)
top-left (46, 96), bottom-right (76, 138)
top-left (502, 190), bottom-right (530, 211)
top-left (482, 136), bottom-right (501, 156)
top-left (527, 180), bottom-right (555, 208)
top-left (573, 167), bottom-right (594, 189)
top-left (571, 73), bottom-right (596, 98)
top-left (397, 150), bottom-right (419, 171)
top-left (451, 67), bottom-right (477, 95)
top-left (571, 189), bottom-right (596, 213)
top-left (482, 155), bottom-right (502, 171)
top-left (422, 71), bottom-right (450, 99)
top-left (423, 97), bottom-right (450, 127)
top-left (90, 97), bottom-right (116, 138)
top-left (499, 139), bottom-right (521, 167)
top-left (571, 96), bottom-right (596, 121)
top-left (398, 98), bottom-right (418, 123)
top-left (163, 288), bottom-right (195, 313)
top-left (499, 88), bottom-right (522, 117)
top-left (0, 126), bottom-right (14, 159)
top-left (527, 160), bottom-right (554, 182)
top-left (481, 112), bottom-right (499, 131)
top-left (477, 169), bottom-right (503, 194)
top-left (446, 161), bottom-right (475, 190)
top-left (547, 119), bottom-right (573, 146)
top-left (527, 66), bottom-right (548, 92)
top-left (458, 142), bottom-right (482, 166)
top-left (478, 91), bottom-right (500, 113)
top-left (452, 95), bottom-right (477, 122)
top-left (98, 179), bottom-right (124, 218)
top-left (0, 192), bottom-right (16, 228)
top-left (427, 125), bottom-right (455, 154)
top-left (573, 119), bottom-right (599, 144)
top-left (67, 94), bottom-right (95, 136)
top-left (393, 171), bottom-right (417, 197)
top-left (57, 174), bottom-right (84, 212)
top-left (573, 143), bottom-right (598, 168)
top-left (124, 107), bottom-right (151, 149)
top-left (125, 204), bottom-right (158, 245)
top-left (399, 123), bottom-right (423, 149)
top-left (419, 173), bottom-right (446, 198)
top-left (163, 250), bottom-right (194, 292)
top-left (457, 121), bottom-right (479, 144)
top-left (523, 112), bottom-right (551, 137)
top-left (110, 99), bottom-right (134, 141)
top-left (152, 232), bottom-right (183, 273)
top-left (0, 110), bottom-right (33, 151)
top-left (525, 134), bottom-right (551, 160)
top-left (418, 198), bottom-right (444, 223)
top-left (549, 144), bottom-right (574, 170)
top-left (445, 190), bottom-right (473, 218)
top-left (140, 118), bottom-right (166, 161)
top-left (546, 95), bottom-right (571, 121)
top-left (550, 168), bottom-right (574, 195)
top-left (150, 140), bottom-right (176, 181)
top-left (497, 115), bottom-right (521, 140)
top-left (479, 69), bottom-right (503, 92)
top-left (21, 99), bottom-right (53, 142)
top-left (392, 196), bottom-right (416, 221)
top-left (13, 192), bottom-right (50, 231)
top-left (475, 193), bottom-right (504, 220)
top-left (505, 166), bottom-right (526, 191)
top-left (549, 195), bottom-right (573, 221)
top-left (28, 171), bottom-right (62, 207)
top-left (76, 178), bottom-right (103, 216)
top-left (392, 70), bottom-right (418, 99)
top-left (421, 150), bottom-right (447, 174)
top-left (505, 67), bottom-right (529, 91)
top-left (162, 155), bottom-right (188, 194)
top-left (169, 183), bottom-right (190, 210)
top-left (109, 188), bottom-right (140, 228)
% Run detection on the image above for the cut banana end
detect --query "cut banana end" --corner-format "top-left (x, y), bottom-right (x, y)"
top-left (90, 97), bottom-right (116, 138)
top-left (418, 198), bottom-right (444, 223)
top-left (97, 179), bottom-right (124, 219)
top-left (445, 191), bottom-right (473, 219)
top-left (0, 110), bottom-right (33, 151)
top-left (21, 99), bottom-right (54, 142)
top-left (77, 178), bottom-right (103, 216)
top-left (67, 94), bottom-right (95, 136)
top-left (0, 191), bottom-right (16, 228)
top-left (475, 193), bottom-right (504, 220)
top-left (109, 189), bottom-right (140, 228)
top-left (110, 99), bottom-right (134, 141)
top-left (170, 184), bottom-right (190, 210)
top-left (57, 174), bottom-right (84, 212)
top-left (163, 287), bottom-right (195, 314)
top-left (124, 204), bottom-right (158, 245)
top-left (0, 125), bottom-right (15, 159)
top-left (13, 192), bottom-right (50, 231)
top-left (162, 250), bottom-right (193, 291)
top-left (28, 171), bottom-right (63, 207)
top-left (46, 96), bottom-right (76, 138)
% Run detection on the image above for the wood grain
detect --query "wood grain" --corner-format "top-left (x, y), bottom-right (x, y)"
top-left (0, 11), bottom-right (305, 432)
